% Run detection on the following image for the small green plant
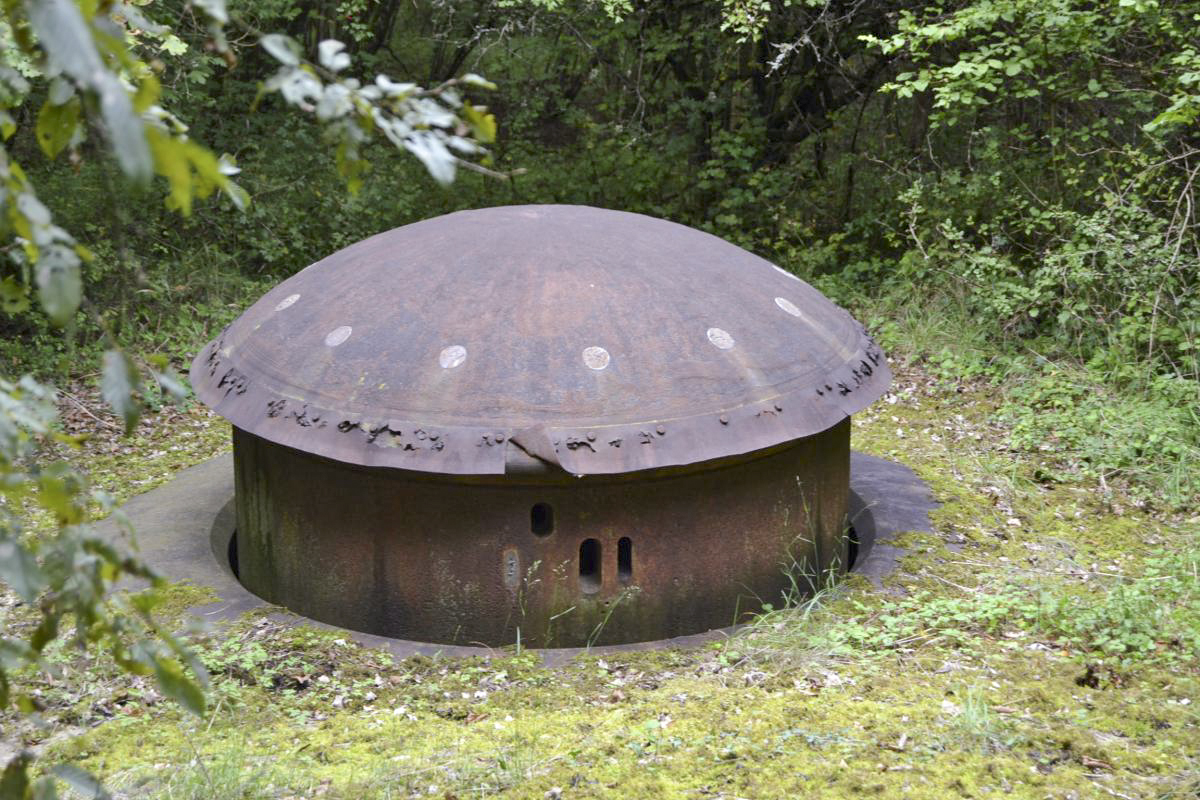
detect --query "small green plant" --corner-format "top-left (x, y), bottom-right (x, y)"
top-left (949, 685), bottom-right (1012, 755)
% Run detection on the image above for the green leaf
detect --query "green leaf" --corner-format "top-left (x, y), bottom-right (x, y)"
top-left (31, 775), bottom-right (59, 800)
top-left (460, 73), bottom-right (497, 90)
top-left (27, 0), bottom-right (152, 181)
top-left (34, 245), bottom-right (83, 327)
top-left (101, 350), bottom-right (141, 435)
top-left (317, 40), bottom-right (350, 72)
top-left (403, 132), bottom-right (456, 185)
top-left (49, 765), bottom-right (111, 800)
top-left (0, 751), bottom-right (32, 799)
top-left (192, 0), bottom-right (228, 24)
top-left (161, 34), bottom-right (188, 56)
top-left (145, 128), bottom-right (193, 215)
top-left (152, 656), bottom-right (206, 716)
top-left (0, 638), bottom-right (38, 670)
top-left (29, 612), bottom-right (58, 652)
top-left (0, 539), bottom-right (47, 603)
top-left (260, 34), bottom-right (300, 66)
top-left (463, 102), bottom-right (497, 144)
top-left (150, 368), bottom-right (188, 403)
top-left (0, 276), bottom-right (30, 314)
top-left (35, 96), bottom-right (81, 159)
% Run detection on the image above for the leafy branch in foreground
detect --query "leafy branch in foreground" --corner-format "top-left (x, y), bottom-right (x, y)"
top-left (255, 31), bottom-right (500, 191)
top-left (0, 0), bottom-right (497, 794)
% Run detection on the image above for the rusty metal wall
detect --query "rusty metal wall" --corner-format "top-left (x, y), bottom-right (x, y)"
top-left (233, 420), bottom-right (851, 647)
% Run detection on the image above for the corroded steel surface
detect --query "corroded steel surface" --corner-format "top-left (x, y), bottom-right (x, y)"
top-left (191, 205), bottom-right (889, 476)
top-left (232, 421), bottom-right (851, 647)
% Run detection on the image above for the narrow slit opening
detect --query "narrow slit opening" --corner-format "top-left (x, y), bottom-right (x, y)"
top-left (228, 529), bottom-right (239, 579)
top-left (845, 525), bottom-right (859, 571)
top-left (617, 537), bottom-right (632, 583)
top-left (579, 538), bottom-right (601, 593)
top-left (531, 503), bottom-right (554, 537)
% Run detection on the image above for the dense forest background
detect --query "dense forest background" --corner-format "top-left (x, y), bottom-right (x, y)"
top-left (3, 0), bottom-right (1198, 499)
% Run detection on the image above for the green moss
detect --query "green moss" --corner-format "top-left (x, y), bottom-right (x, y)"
top-left (49, 642), bottom-right (1198, 799)
top-left (20, 365), bottom-right (1200, 798)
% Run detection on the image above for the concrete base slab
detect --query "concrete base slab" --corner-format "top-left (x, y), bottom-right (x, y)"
top-left (97, 451), bottom-right (938, 663)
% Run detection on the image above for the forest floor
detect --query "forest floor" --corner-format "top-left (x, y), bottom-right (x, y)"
top-left (2, 360), bottom-right (1198, 799)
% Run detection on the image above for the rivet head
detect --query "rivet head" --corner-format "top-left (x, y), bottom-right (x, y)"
top-left (582, 346), bottom-right (610, 370)
top-left (719, 414), bottom-right (730, 425)
top-left (706, 327), bottom-right (735, 350)
top-left (439, 344), bottom-right (467, 369)
top-left (324, 325), bottom-right (352, 347)
top-left (275, 293), bottom-right (300, 311)
top-left (771, 263), bottom-right (801, 282)
top-left (774, 402), bottom-right (783, 412)
top-left (586, 431), bottom-right (596, 442)
top-left (655, 424), bottom-right (666, 435)
top-left (775, 296), bottom-right (802, 317)
top-left (494, 433), bottom-right (505, 443)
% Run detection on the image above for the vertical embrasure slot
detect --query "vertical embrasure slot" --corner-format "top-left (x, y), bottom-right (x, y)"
top-left (617, 537), bottom-right (632, 583)
top-left (531, 503), bottom-right (554, 537)
top-left (579, 538), bottom-right (601, 593)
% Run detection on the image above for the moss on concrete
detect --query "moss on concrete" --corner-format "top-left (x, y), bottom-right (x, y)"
top-left (13, 366), bottom-right (1199, 798)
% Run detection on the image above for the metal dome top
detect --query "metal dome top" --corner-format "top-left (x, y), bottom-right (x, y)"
top-left (190, 205), bottom-right (890, 476)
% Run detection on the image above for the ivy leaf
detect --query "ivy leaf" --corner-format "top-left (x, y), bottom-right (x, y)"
top-left (161, 34), bottom-right (188, 56)
top-left (101, 350), bottom-right (141, 435)
top-left (49, 765), bottom-right (111, 800)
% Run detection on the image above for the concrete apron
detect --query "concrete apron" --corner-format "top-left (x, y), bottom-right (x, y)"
top-left (97, 451), bottom-right (938, 666)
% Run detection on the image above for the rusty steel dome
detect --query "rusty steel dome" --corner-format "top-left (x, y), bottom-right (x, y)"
top-left (192, 205), bottom-right (891, 648)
